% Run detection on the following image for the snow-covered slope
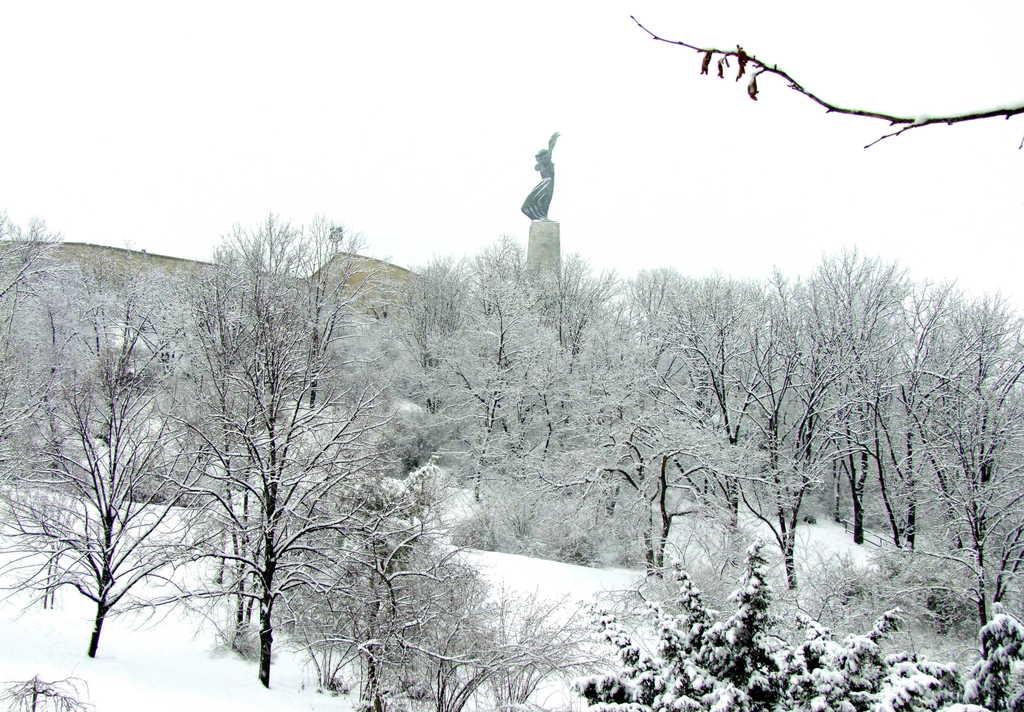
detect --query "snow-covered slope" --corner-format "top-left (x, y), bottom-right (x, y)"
top-left (0, 486), bottom-right (876, 712)
top-left (666, 513), bottom-right (878, 573)
top-left (0, 549), bottom-right (642, 712)
top-left (460, 547), bottom-right (640, 602)
top-left (0, 591), bottom-right (350, 712)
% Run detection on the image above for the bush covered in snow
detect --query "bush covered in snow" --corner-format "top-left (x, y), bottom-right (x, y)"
top-left (579, 542), bottom-right (1024, 712)
top-left (450, 479), bottom-right (638, 566)
top-left (378, 406), bottom-right (452, 477)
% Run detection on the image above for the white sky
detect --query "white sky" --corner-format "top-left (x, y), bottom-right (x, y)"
top-left (2, 1), bottom-right (1022, 302)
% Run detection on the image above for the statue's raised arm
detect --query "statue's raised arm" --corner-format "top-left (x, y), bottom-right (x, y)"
top-left (521, 132), bottom-right (560, 220)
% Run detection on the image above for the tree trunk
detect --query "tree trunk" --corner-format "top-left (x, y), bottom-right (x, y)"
top-left (233, 580), bottom-right (247, 644)
top-left (43, 555), bottom-right (59, 610)
top-left (976, 587), bottom-right (989, 629)
top-left (364, 653), bottom-right (386, 712)
top-left (904, 432), bottom-right (917, 550)
top-left (776, 510), bottom-right (799, 590)
top-left (831, 459), bottom-right (841, 522)
top-left (642, 522), bottom-right (658, 577)
top-left (904, 497), bottom-right (916, 550)
top-left (654, 456), bottom-right (673, 571)
top-left (258, 596), bottom-right (274, 688)
top-left (975, 544), bottom-right (990, 628)
top-left (783, 537), bottom-right (798, 589)
top-left (726, 479), bottom-right (740, 530)
top-left (844, 427), bottom-right (866, 545)
top-left (87, 602), bottom-right (109, 658)
top-left (851, 486), bottom-right (864, 545)
top-left (876, 460), bottom-right (902, 548)
top-left (656, 514), bottom-right (670, 571)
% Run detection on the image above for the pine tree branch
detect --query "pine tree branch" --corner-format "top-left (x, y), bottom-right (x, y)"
top-left (630, 16), bottom-right (1024, 149)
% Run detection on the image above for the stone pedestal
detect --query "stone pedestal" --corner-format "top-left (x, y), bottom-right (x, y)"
top-left (527, 220), bottom-right (560, 273)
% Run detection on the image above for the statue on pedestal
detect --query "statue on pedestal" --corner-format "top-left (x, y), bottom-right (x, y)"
top-left (521, 132), bottom-right (560, 220)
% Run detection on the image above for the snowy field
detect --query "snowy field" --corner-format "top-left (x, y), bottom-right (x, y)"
top-left (0, 544), bottom-right (644, 711)
top-left (0, 592), bottom-right (348, 711)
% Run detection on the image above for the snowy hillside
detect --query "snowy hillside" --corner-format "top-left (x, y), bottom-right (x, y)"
top-left (0, 589), bottom-right (349, 712)
top-left (0, 531), bottom-right (638, 711)
top-left (0, 506), bottom-right (880, 712)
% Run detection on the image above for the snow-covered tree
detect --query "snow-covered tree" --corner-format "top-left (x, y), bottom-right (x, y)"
top-left (1, 267), bottom-right (199, 658)
top-left (0, 214), bottom-right (59, 467)
top-left (810, 252), bottom-right (908, 546)
top-left (912, 296), bottom-right (1024, 626)
top-left (392, 256), bottom-right (468, 414)
top-left (406, 572), bottom-right (592, 712)
top-left (664, 275), bottom-right (763, 529)
top-left (183, 216), bottom-right (386, 688)
top-left (579, 541), bottom-right (973, 712)
top-left (285, 463), bottom-right (452, 709)
top-left (580, 542), bottom-right (784, 712)
top-left (965, 609), bottom-right (1024, 712)
top-left (739, 277), bottom-right (841, 588)
top-left (435, 239), bottom-right (525, 498)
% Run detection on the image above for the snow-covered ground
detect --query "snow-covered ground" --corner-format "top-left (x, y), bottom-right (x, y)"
top-left (789, 518), bottom-right (878, 567)
top-left (0, 547), bottom-right (643, 712)
top-left (666, 511), bottom-right (878, 572)
top-left (0, 590), bottom-right (350, 712)
top-left (0, 484), bottom-right (875, 712)
top-left (460, 547), bottom-right (640, 601)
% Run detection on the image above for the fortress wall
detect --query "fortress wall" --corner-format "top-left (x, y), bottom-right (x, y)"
top-left (51, 243), bottom-right (412, 316)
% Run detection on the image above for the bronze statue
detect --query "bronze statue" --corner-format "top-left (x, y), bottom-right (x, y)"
top-left (521, 132), bottom-right (560, 220)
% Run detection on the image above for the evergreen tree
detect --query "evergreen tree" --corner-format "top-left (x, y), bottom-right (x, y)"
top-left (578, 542), bottom-right (783, 712)
top-left (965, 609), bottom-right (1024, 712)
top-left (578, 541), bottom-right (977, 712)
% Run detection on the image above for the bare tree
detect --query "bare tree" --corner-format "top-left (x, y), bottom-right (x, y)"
top-left (486, 589), bottom-right (597, 711)
top-left (913, 296), bottom-right (1024, 626)
top-left (810, 252), bottom-right (907, 545)
top-left (596, 403), bottom-right (718, 574)
top-left (0, 269), bottom-right (199, 657)
top-left (284, 463), bottom-right (454, 710)
top-left (1, 676), bottom-right (92, 712)
top-left (665, 276), bottom-right (763, 530)
top-left (0, 214), bottom-right (59, 467)
top-left (393, 256), bottom-right (468, 406)
top-left (875, 281), bottom-right (958, 549)
top-left (571, 270), bottom-right (723, 573)
top-left (739, 275), bottom-right (841, 588)
top-left (183, 216), bottom-right (386, 687)
top-left (407, 573), bottom-right (594, 712)
top-left (0, 214), bottom-right (59, 327)
top-left (444, 238), bottom-right (544, 501)
top-left (540, 254), bottom-right (617, 362)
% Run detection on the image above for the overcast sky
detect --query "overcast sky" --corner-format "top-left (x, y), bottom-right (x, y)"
top-left (2, 1), bottom-right (1022, 302)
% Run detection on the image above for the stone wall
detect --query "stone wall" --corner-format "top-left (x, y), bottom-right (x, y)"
top-left (53, 242), bottom-right (213, 280)
top-left (51, 242), bottom-right (411, 316)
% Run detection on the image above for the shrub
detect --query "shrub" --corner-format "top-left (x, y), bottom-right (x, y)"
top-left (380, 407), bottom-right (447, 476)
top-left (450, 507), bottom-right (501, 551)
top-left (577, 541), bottom-right (1022, 712)
top-left (874, 549), bottom-right (976, 637)
top-left (1, 676), bottom-right (93, 712)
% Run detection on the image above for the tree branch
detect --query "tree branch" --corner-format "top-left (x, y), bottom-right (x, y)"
top-left (630, 16), bottom-right (1024, 148)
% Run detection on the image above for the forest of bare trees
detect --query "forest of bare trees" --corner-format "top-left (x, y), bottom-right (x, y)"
top-left (1, 213), bottom-right (1024, 709)
top-left (401, 240), bottom-right (1024, 628)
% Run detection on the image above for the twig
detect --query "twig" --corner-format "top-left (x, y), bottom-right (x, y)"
top-left (630, 16), bottom-right (1024, 149)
